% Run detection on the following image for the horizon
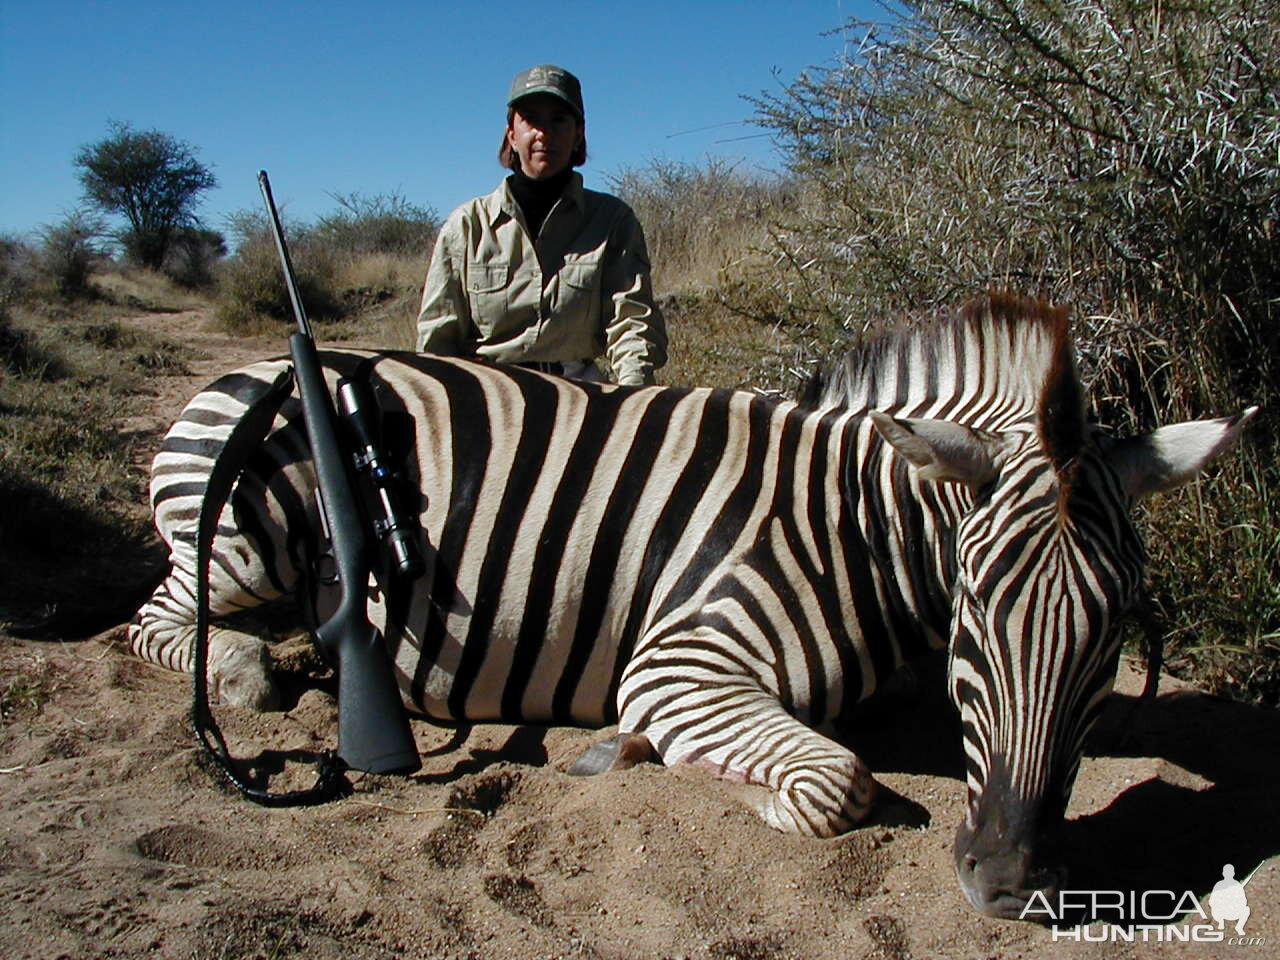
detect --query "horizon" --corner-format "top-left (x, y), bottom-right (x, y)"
top-left (0, 1), bottom-right (877, 243)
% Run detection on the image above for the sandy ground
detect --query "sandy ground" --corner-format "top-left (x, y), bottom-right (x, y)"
top-left (2, 310), bottom-right (1277, 960)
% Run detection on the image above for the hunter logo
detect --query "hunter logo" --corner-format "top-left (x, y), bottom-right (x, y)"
top-left (1210, 864), bottom-right (1252, 935)
top-left (1021, 863), bottom-right (1267, 945)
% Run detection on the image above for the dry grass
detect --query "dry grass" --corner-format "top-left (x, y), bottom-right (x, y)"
top-left (214, 195), bottom-right (437, 339)
top-left (0, 295), bottom-right (189, 631)
top-left (330, 250), bottom-right (424, 350)
top-left (656, 293), bottom-right (794, 393)
top-left (91, 264), bottom-right (209, 313)
top-left (213, 243), bottom-right (425, 343)
top-left (0, 648), bottom-right (58, 724)
top-left (610, 158), bottom-right (788, 299)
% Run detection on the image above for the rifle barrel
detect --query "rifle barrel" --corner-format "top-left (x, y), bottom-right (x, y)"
top-left (257, 171), bottom-right (313, 340)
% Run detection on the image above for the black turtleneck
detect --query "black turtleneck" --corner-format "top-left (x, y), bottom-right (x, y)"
top-left (507, 167), bottom-right (573, 240)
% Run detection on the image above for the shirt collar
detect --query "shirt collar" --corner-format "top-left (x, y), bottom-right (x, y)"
top-left (488, 171), bottom-right (584, 225)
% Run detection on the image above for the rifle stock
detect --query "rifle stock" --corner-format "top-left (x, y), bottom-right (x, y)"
top-left (261, 172), bottom-right (420, 776)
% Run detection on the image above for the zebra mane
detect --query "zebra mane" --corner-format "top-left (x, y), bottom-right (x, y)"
top-left (803, 293), bottom-right (1087, 469)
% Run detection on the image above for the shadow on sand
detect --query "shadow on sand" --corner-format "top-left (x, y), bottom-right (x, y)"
top-left (1065, 688), bottom-right (1280, 923)
top-left (843, 655), bottom-right (1280, 924)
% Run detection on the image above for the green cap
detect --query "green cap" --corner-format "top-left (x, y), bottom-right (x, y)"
top-left (507, 64), bottom-right (584, 120)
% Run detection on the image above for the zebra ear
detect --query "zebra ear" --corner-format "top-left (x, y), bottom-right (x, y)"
top-left (870, 411), bottom-right (1002, 488)
top-left (1107, 407), bottom-right (1258, 499)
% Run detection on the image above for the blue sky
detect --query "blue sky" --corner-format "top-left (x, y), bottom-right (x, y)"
top-left (0, 1), bottom-right (876, 242)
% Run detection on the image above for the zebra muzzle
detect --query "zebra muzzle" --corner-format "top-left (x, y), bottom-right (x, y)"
top-left (952, 758), bottom-right (1067, 919)
top-left (955, 840), bottom-right (1066, 920)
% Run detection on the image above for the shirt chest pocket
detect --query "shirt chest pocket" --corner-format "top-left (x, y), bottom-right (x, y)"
top-left (555, 253), bottom-right (603, 323)
top-left (468, 263), bottom-right (508, 294)
top-left (466, 263), bottom-right (509, 331)
top-left (560, 256), bottom-right (599, 290)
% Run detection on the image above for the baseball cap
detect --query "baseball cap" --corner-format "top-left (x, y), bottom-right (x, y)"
top-left (507, 64), bottom-right (584, 120)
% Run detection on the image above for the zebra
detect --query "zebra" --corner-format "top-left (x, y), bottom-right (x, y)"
top-left (127, 293), bottom-right (1254, 918)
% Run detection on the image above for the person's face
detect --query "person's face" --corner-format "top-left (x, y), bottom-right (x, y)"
top-left (507, 94), bottom-right (582, 179)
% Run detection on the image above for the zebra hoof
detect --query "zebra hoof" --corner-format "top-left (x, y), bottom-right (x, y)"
top-left (207, 629), bottom-right (281, 711)
top-left (567, 732), bottom-right (656, 776)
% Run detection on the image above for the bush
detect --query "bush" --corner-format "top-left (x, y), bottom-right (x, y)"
top-left (750, 0), bottom-right (1280, 702)
top-left (609, 158), bottom-right (789, 296)
top-left (215, 195), bottom-right (437, 337)
top-left (216, 237), bottom-right (345, 333)
top-left (162, 227), bottom-right (226, 289)
top-left (0, 236), bottom-right (37, 305)
top-left (215, 210), bottom-right (344, 333)
top-left (313, 192), bottom-right (438, 338)
top-left (312, 191), bottom-right (439, 257)
top-left (753, 1), bottom-right (1278, 377)
top-left (37, 210), bottom-right (107, 298)
top-left (1146, 457), bottom-right (1280, 705)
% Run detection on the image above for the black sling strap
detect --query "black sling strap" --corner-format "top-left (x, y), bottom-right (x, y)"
top-left (190, 365), bottom-right (351, 806)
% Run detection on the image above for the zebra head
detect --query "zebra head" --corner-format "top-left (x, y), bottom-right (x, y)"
top-left (865, 299), bottom-right (1256, 918)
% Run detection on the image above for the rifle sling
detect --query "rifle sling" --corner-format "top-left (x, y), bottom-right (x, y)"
top-left (191, 365), bottom-right (351, 806)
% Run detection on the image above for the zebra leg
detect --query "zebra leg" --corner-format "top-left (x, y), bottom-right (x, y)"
top-left (617, 666), bottom-right (877, 837)
top-left (127, 528), bottom-right (284, 711)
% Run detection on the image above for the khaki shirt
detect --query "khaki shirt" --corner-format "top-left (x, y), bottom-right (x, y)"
top-left (416, 173), bottom-right (666, 386)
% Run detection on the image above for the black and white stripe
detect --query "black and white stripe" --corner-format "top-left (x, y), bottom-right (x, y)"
top-left (130, 294), bottom-right (1250, 912)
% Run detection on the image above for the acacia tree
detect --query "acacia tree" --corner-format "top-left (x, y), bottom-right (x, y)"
top-left (74, 121), bottom-right (217, 270)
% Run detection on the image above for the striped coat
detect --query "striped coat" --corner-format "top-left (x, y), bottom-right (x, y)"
top-left (129, 294), bottom-right (1253, 917)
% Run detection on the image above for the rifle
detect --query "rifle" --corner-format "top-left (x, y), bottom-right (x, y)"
top-left (258, 170), bottom-right (421, 776)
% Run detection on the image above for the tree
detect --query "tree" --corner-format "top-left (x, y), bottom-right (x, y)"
top-left (74, 121), bottom-right (217, 270)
